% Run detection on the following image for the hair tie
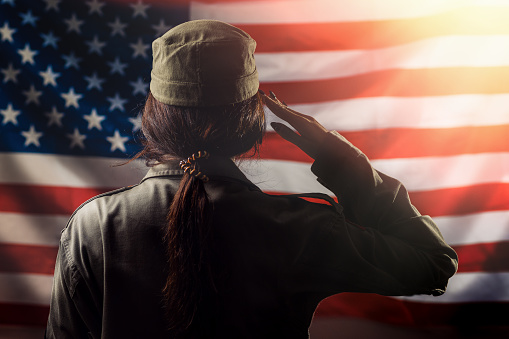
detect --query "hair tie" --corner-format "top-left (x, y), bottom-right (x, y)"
top-left (179, 151), bottom-right (210, 182)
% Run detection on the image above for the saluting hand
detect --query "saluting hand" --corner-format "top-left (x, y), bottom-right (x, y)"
top-left (262, 90), bottom-right (329, 160)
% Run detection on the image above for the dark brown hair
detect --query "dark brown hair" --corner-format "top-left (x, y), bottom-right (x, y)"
top-left (137, 91), bottom-right (265, 336)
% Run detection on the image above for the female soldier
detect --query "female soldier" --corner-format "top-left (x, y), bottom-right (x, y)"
top-left (46, 20), bottom-right (458, 338)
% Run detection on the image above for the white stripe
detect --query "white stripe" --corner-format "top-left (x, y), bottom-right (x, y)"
top-left (190, 0), bottom-right (503, 24)
top-left (257, 36), bottom-right (509, 82)
top-left (240, 153), bottom-right (509, 193)
top-left (371, 153), bottom-right (509, 192)
top-left (435, 211), bottom-right (509, 246)
top-left (0, 273), bottom-right (52, 306)
top-left (0, 152), bottom-right (147, 188)
top-left (2, 153), bottom-right (508, 193)
top-left (399, 272), bottom-right (509, 303)
top-left (267, 95), bottom-right (509, 131)
top-left (0, 213), bottom-right (66, 246)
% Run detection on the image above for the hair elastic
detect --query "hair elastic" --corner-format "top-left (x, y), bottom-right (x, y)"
top-left (179, 151), bottom-right (210, 182)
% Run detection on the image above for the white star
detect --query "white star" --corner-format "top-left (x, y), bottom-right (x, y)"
top-left (62, 52), bottom-right (81, 69)
top-left (85, 35), bottom-right (106, 55)
top-left (45, 106), bottom-right (64, 127)
top-left (19, 10), bottom-right (39, 26)
top-left (129, 115), bottom-right (142, 132)
top-left (39, 65), bottom-right (60, 87)
top-left (83, 108), bottom-right (106, 130)
top-left (17, 44), bottom-right (38, 65)
top-left (130, 0), bottom-right (150, 18)
top-left (108, 17), bottom-right (127, 36)
top-left (107, 57), bottom-right (127, 76)
top-left (21, 125), bottom-right (43, 147)
top-left (41, 31), bottom-right (59, 48)
top-left (64, 13), bottom-right (84, 34)
top-left (106, 93), bottom-right (127, 112)
top-left (130, 38), bottom-right (149, 59)
top-left (1, 63), bottom-right (20, 83)
top-left (86, 0), bottom-right (105, 15)
top-left (67, 128), bottom-right (86, 149)
top-left (152, 19), bottom-right (172, 37)
top-left (61, 87), bottom-right (83, 108)
top-left (129, 77), bottom-right (148, 96)
top-left (107, 130), bottom-right (129, 152)
top-left (0, 22), bottom-right (16, 42)
top-left (43, 0), bottom-right (61, 11)
top-left (1, 103), bottom-right (21, 125)
top-left (84, 72), bottom-right (105, 91)
top-left (23, 85), bottom-right (42, 105)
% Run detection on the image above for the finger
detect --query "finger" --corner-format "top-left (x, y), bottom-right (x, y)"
top-left (263, 95), bottom-right (309, 130)
top-left (271, 122), bottom-right (316, 158)
top-left (265, 92), bottom-right (311, 119)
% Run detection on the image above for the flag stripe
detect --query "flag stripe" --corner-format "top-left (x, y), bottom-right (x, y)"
top-left (0, 213), bottom-right (66, 246)
top-left (455, 241), bottom-right (509, 273)
top-left (0, 153), bottom-right (146, 189)
top-left (0, 304), bottom-right (50, 327)
top-left (315, 293), bottom-right (509, 326)
top-left (3, 152), bottom-right (508, 193)
top-left (2, 211), bottom-right (507, 248)
top-left (192, 1), bottom-right (509, 26)
top-left (261, 127), bottom-right (509, 160)
top-left (232, 7), bottom-right (509, 52)
top-left (401, 272), bottom-right (509, 303)
top-left (259, 67), bottom-right (509, 104)
top-left (0, 183), bottom-right (108, 216)
top-left (0, 244), bottom-right (57, 275)
top-left (436, 211), bottom-right (509, 246)
top-left (0, 273), bottom-right (52, 306)
top-left (257, 36), bottom-right (509, 83)
top-left (285, 95), bottom-right (509, 131)
top-left (409, 183), bottom-right (509, 217)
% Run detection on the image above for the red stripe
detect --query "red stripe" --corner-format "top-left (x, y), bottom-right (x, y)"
top-left (240, 7), bottom-right (509, 52)
top-left (260, 125), bottom-right (509, 161)
top-left (1, 183), bottom-right (508, 219)
top-left (408, 183), bottom-right (509, 218)
top-left (0, 303), bottom-right (49, 327)
top-left (315, 293), bottom-right (509, 327)
top-left (454, 241), bottom-right (509, 273)
top-left (0, 184), bottom-right (112, 215)
top-left (260, 67), bottom-right (509, 104)
top-left (0, 244), bottom-right (57, 275)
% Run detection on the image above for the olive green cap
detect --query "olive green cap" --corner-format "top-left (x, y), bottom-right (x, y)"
top-left (150, 20), bottom-right (259, 107)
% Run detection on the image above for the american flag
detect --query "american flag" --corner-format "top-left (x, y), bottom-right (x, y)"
top-left (1, 0), bottom-right (508, 337)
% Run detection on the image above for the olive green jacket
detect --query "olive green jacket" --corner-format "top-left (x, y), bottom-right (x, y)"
top-left (46, 131), bottom-right (458, 338)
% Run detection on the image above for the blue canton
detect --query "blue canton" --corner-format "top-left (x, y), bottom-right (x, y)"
top-left (0, 0), bottom-right (188, 158)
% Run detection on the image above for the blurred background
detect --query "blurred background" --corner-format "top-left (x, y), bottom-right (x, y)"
top-left (1, 0), bottom-right (508, 337)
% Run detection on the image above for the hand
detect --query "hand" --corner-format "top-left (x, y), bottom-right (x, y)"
top-left (262, 90), bottom-right (329, 160)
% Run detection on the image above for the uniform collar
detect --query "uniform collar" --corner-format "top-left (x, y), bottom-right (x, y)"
top-left (141, 156), bottom-right (260, 191)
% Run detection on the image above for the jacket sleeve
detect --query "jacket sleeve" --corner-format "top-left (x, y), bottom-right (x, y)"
top-left (291, 131), bottom-right (458, 297)
top-left (46, 226), bottom-right (102, 338)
